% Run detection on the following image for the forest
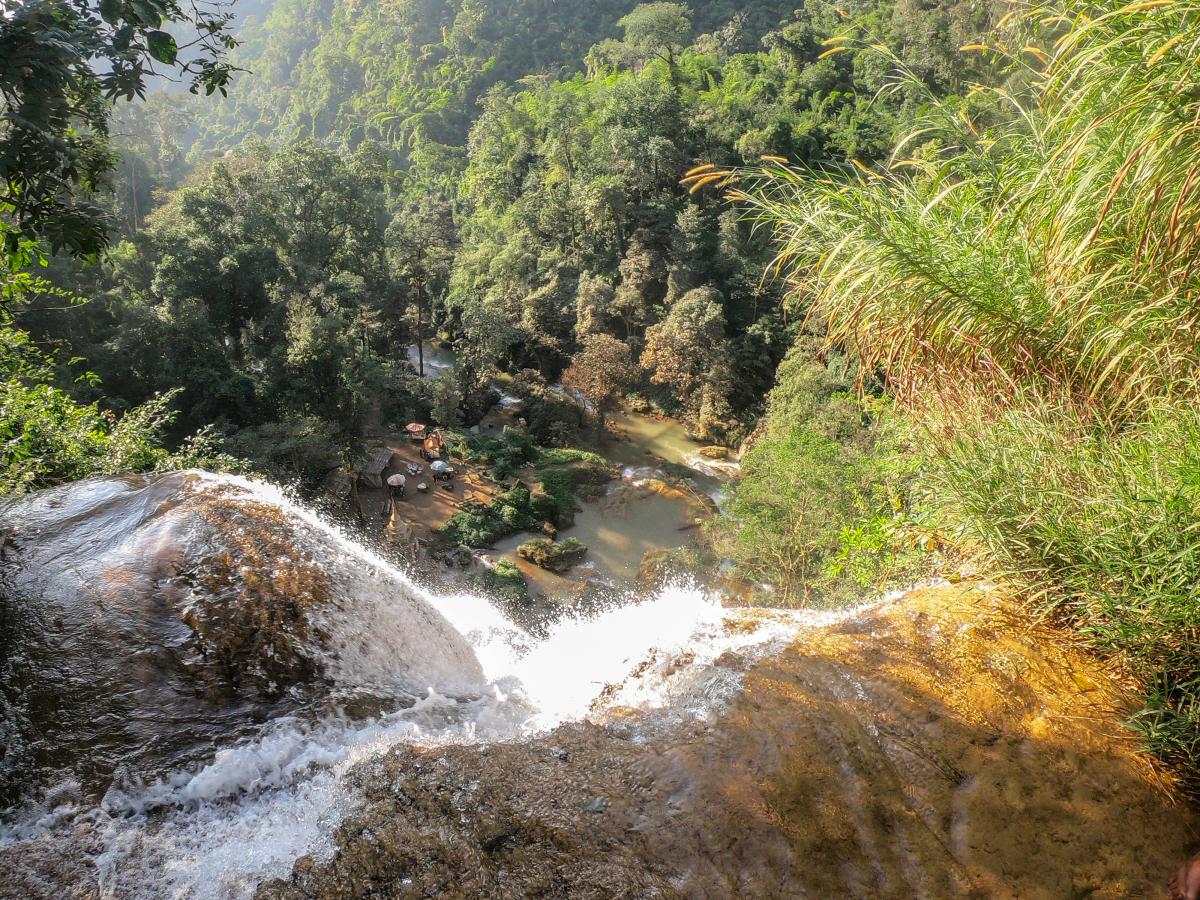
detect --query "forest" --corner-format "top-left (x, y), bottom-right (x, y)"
top-left (7, 0), bottom-right (1200, 789)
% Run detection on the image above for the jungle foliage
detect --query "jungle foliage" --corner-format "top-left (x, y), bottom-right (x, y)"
top-left (9, 0), bottom-right (995, 485)
top-left (734, 0), bottom-right (1200, 784)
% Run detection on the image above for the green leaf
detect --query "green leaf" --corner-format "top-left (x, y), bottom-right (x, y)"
top-left (98, 0), bottom-right (122, 25)
top-left (130, 0), bottom-right (162, 27)
top-left (147, 30), bottom-right (178, 65)
top-left (112, 24), bottom-right (133, 51)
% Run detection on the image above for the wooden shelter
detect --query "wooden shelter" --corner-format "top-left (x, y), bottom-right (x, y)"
top-left (359, 446), bottom-right (397, 489)
top-left (321, 466), bottom-right (352, 501)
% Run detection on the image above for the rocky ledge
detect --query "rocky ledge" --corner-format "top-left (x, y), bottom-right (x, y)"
top-left (258, 584), bottom-right (1196, 899)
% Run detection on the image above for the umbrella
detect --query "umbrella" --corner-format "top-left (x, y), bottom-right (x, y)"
top-left (431, 460), bottom-right (451, 474)
top-left (387, 474), bottom-right (407, 487)
top-left (405, 422), bottom-right (426, 434)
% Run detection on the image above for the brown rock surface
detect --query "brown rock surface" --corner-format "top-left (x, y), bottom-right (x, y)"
top-left (259, 584), bottom-right (1198, 899)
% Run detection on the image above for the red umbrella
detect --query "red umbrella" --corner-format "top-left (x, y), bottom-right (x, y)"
top-left (405, 423), bottom-right (426, 435)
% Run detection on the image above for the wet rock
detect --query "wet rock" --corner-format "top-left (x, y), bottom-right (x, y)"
top-left (636, 547), bottom-right (702, 590)
top-left (516, 538), bottom-right (588, 573)
top-left (257, 586), bottom-right (1198, 900)
top-left (0, 472), bottom-right (483, 806)
top-left (697, 445), bottom-right (729, 460)
top-left (434, 545), bottom-right (474, 568)
top-left (256, 724), bottom-right (676, 900)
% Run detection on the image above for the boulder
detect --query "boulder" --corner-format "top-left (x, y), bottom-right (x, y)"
top-left (0, 472), bottom-right (484, 807)
top-left (516, 537), bottom-right (588, 573)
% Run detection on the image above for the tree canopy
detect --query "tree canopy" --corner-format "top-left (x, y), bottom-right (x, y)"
top-left (0, 0), bottom-right (239, 260)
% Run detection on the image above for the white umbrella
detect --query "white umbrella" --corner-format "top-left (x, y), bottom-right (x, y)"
top-left (430, 460), bottom-right (451, 474)
top-left (387, 474), bottom-right (407, 487)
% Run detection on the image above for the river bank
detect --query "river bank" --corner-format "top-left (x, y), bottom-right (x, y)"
top-left (357, 355), bottom-right (740, 605)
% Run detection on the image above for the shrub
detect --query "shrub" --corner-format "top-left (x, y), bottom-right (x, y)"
top-left (535, 458), bottom-right (616, 520)
top-left (731, 0), bottom-right (1200, 781)
top-left (1, 326), bottom-right (244, 495)
top-left (517, 537), bottom-right (588, 573)
top-left (709, 354), bottom-right (927, 605)
top-left (440, 483), bottom-right (554, 548)
top-left (450, 426), bottom-right (539, 481)
top-left (480, 558), bottom-right (529, 604)
top-left (930, 400), bottom-right (1200, 774)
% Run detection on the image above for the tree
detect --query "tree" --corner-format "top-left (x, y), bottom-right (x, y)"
top-left (0, 0), bottom-right (239, 258)
top-left (0, 323), bottom-right (238, 494)
top-left (615, 2), bottom-right (692, 80)
top-left (709, 427), bottom-right (858, 604)
top-left (574, 273), bottom-right (615, 341)
top-left (613, 232), bottom-right (668, 340)
top-left (640, 286), bottom-right (731, 423)
top-left (563, 333), bottom-right (637, 430)
top-left (388, 195), bottom-right (456, 376)
top-left (429, 371), bottom-right (464, 427)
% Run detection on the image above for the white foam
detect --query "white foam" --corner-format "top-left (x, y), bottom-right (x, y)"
top-left (3, 474), bottom-right (862, 899)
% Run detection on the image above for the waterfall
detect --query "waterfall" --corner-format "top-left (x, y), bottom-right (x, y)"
top-left (0, 471), bottom-right (828, 898)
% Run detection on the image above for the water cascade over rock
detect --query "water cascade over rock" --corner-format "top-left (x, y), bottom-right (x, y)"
top-left (0, 471), bottom-right (484, 805)
top-left (0, 473), bottom-right (1195, 898)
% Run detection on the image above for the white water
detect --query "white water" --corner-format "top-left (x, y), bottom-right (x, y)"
top-left (1, 473), bottom-right (853, 898)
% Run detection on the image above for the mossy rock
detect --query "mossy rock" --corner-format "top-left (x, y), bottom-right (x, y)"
top-left (516, 537), bottom-right (588, 573)
top-left (481, 558), bottom-right (529, 605)
top-left (637, 546), bottom-right (705, 589)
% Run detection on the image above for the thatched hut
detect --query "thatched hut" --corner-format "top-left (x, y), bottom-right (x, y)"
top-left (321, 466), bottom-right (353, 501)
top-left (358, 447), bottom-right (397, 489)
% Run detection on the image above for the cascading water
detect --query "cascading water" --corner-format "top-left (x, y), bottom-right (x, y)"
top-left (0, 471), bottom-right (817, 898)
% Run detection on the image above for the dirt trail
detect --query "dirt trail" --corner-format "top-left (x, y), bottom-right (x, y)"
top-left (260, 584), bottom-right (1196, 899)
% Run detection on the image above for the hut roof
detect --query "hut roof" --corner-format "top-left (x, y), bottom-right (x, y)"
top-left (362, 446), bottom-right (395, 476)
top-left (321, 466), bottom-right (352, 498)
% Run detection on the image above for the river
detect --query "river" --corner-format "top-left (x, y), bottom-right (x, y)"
top-left (406, 342), bottom-right (739, 592)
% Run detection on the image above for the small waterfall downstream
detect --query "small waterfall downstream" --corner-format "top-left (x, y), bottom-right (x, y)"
top-left (0, 471), bottom-right (813, 898)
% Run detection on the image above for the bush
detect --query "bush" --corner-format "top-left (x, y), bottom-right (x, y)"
top-left (535, 458), bottom-right (615, 520)
top-left (440, 483), bottom-right (555, 548)
top-left (708, 355), bottom-right (927, 605)
top-left (449, 426), bottom-right (538, 481)
top-left (536, 447), bottom-right (609, 467)
top-left (737, 0), bottom-right (1200, 781)
top-left (0, 382), bottom-right (243, 495)
top-left (930, 401), bottom-right (1200, 777)
top-left (517, 537), bottom-right (588, 573)
top-left (440, 435), bottom-right (615, 545)
top-left (479, 558), bottom-right (529, 604)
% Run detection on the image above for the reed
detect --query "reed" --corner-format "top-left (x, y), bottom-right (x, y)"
top-left (717, 0), bottom-right (1200, 783)
top-left (727, 0), bottom-right (1200, 421)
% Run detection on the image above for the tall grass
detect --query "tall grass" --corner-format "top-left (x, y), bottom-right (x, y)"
top-left (707, 0), bottom-right (1200, 783)
top-left (929, 399), bottom-right (1200, 771)
top-left (724, 0), bottom-right (1200, 420)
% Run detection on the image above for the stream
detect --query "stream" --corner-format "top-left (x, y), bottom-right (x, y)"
top-left (407, 341), bottom-right (739, 591)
